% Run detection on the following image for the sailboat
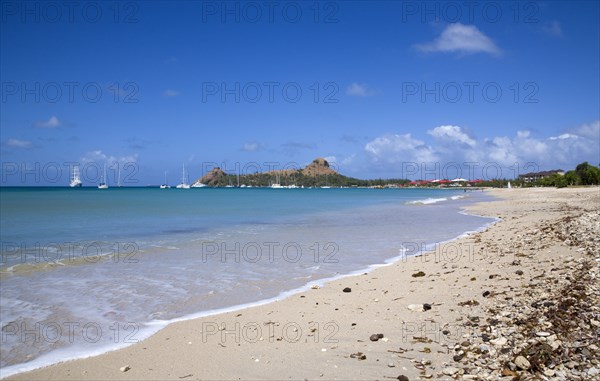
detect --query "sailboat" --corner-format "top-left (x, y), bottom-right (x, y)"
top-left (271, 173), bottom-right (283, 188)
top-left (69, 166), bottom-right (82, 187)
top-left (160, 171), bottom-right (171, 189)
top-left (176, 164), bottom-right (190, 189)
top-left (98, 164), bottom-right (109, 189)
top-left (116, 163), bottom-right (122, 187)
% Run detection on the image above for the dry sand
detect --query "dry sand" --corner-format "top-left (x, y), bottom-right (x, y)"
top-left (4, 187), bottom-right (599, 381)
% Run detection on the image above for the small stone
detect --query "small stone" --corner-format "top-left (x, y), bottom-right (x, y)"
top-left (397, 376), bottom-right (409, 381)
top-left (482, 290), bottom-right (491, 297)
top-left (442, 366), bottom-right (460, 376)
top-left (515, 270), bottom-right (524, 276)
top-left (544, 368), bottom-right (555, 377)
top-left (481, 334), bottom-right (490, 342)
top-left (407, 304), bottom-right (422, 311)
top-left (387, 362), bottom-right (395, 367)
top-left (514, 355), bottom-right (530, 370)
top-left (490, 337), bottom-right (507, 346)
top-left (423, 303), bottom-right (432, 311)
top-left (120, 365), bottom-right (130, 372)
top-left (342, 287), bottom-right (351, 293)
top-left (311, 285), bottom-right (320, 289)
top-left (502, 368), bottom-right (517, 377)
top-left (370, 334), bottom-right (383, 341)
top-left (412, 271), bottom-right (426, 277)
top-left (453, 354), bottom-right (464, 362)
top-left (536, 331), bottom-right (551, 337)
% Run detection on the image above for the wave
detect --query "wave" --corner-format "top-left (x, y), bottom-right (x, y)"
top-left (406, 194), bottom-right (466, 205)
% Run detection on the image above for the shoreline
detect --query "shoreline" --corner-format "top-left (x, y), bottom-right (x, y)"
top-left (4, 187), bottom-right (599, 380)
top-left (1, 190), bottom-right (492, 378)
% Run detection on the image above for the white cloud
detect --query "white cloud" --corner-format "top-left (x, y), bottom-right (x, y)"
top-left (164, 89), bottom-right (180, 97)
top-left (242, 142), bottom-right (261, 152)
top-left (33, 116), bottom-right (61, 128)
top-left (7, 138), bottom-right (33, 149)
top-left (543, 21), bottom-right (563, 37)
top-left (365, 133), bottom-right (438, 163)
top-left (362, 121), bottom-right (599, 177)
top-left (415, 23), bottom-right (501, 56)
top-left (346, 83), bottom-right (376, 97)
top-left (81, 150), bottom-right (138, 165)
top-left (569, 120), bottom-right (599, 140)
top-left (428, 125), bottom-right (476, 147)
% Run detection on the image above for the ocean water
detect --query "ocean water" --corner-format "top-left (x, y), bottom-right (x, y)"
top-left (0, 187), bottom-right (495, 377)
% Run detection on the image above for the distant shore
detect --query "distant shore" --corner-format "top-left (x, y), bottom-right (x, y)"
top-left (5, 187), bottom-right (599, 380)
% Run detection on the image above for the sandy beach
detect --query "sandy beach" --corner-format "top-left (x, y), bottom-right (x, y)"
top-left (4, 187), bottom-right (599, 381)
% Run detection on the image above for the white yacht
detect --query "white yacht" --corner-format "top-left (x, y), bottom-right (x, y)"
top-left (98, 164), bottom-right (108, 189)
top-left (176, 164), bottom-right (190, 189)
top-left (69, 166), bottom-right (82, 187)
top-left (160, 171), bottom-right (171, 189)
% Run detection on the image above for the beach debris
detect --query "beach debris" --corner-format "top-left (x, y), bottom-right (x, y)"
top-left (349, 352), bottom-right (367, 360)
top-left (342, 287), bottom-right (351, 293)
top-left (411, 336), bottom-right (432, 344)
top-left (178, 375), bottom-right (193, 379)
top-left (422, 303), bottom-right (432, 311)
top-left (514, 355), bottom-right (530, 370)
top-left (120, 365), bottom-right (131, 372)
top-left (369, 333), bottom-right (384, 341)
top-left (311, 285), bottom-right (320, 289)
top-left (490, 337), bottom-right (507, 346)
top-left (457, 299), bottom-right (479, 306)
top-left (442, 366), bottom-right (461, 376)
top-left (411, 271), bottom-right (425, 277)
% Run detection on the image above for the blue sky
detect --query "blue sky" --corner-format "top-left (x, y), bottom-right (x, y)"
top-left (1, 1), bottom-right (599, 185)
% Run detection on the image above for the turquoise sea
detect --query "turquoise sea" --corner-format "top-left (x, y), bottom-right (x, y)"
top-left (0, 187), bottom-right (495, 376)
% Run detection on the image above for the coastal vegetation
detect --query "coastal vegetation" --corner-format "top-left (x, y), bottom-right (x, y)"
top-left (191, 158), bottom-right (600, 189)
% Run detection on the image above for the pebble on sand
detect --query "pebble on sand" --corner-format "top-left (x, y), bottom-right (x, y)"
top-left (369, 333), bottom-right (384, 341)
top-left (343, 287), bottom-right (352, 293)
top-left (119, 365), bottom-right (131, 372)
top-left (515, 355), bottom-right (531, 370)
